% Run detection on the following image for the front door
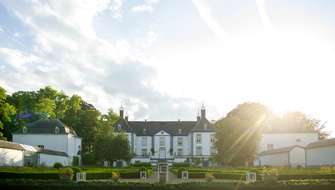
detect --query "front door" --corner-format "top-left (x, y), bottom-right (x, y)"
top-left (159, 147), bottom-right (166, 159)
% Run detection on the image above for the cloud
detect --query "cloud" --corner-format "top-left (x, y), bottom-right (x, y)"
top-left (109, 0), bottom-right (124, 19)
top-left (131, 0), bottom-right (160, 13)
top-left (192, 0), bottom-right (227, 40)
top-left (0, 0), bottom-right (196, 120)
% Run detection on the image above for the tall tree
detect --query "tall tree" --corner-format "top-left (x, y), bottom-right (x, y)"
top-left (215, 102), bottom-right (270, 166)
top-left (271, 112), bottom-right (329, 139)
top-left (33, 98), bottom-right (56, 118)
top-left (0, 87), bottom-right (16, 140)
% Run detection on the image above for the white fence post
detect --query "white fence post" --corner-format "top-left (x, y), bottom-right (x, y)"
top-left (246, 172), bottom-right (256, 183)
top-left (181, 171), bottom-right (189, 180)
top-left (76, 172), bottom-right (86, 182)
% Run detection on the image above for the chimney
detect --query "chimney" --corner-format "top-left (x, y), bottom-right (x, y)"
top-left (197, 110), bottom-right (200, 121)
top-left (119, 106), bottom-right (124, 119)
top-left (201, 104), bottom-right (206, 118)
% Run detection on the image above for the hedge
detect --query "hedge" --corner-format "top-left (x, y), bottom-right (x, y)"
top-left (1, 180), bottom-right (335, 190)
top-left (278, 174), bottom-right (335, 180)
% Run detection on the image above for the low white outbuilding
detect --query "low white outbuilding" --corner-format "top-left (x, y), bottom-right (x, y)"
top-left (0, 140), bottom-right (69, 167)
top-left (306, 138), bottom-right (335, 166)
top-left (255, 145), bottom-right (306, 167)
top-left (0, 140), bottom-right (25, 166)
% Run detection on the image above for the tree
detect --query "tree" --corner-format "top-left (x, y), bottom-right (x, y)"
top-left (215, 102), bottom-right (270, 166)
top-left (33, 98), bottom-right (56, 118)
top-left (0, 87), bottom-right (16, 140)
top-left (95, 133), bottom-right (131, 164)
top-left (271, 112), bottom-right (329, 139)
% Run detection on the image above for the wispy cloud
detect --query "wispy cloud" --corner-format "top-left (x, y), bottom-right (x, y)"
top-left (131, 0), bottom-right (160, 13)
top-left (256, 0), bottom-right (273, 32)
top-left (192, 0), bottom-right (227, 40)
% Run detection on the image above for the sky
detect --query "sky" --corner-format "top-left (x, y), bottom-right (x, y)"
top-left (0, 0), bottom-right (334, 136)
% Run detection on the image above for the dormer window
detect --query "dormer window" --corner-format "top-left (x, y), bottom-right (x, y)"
top-left (55, 127), bottom-right (60, 134)
top-left (143, 128), bottom-right (147, 134)
top-left (178, 129), bottom-right (182, 134)
top-left (204, 123), bottom-right (208, 130)
top-left (22, 127), bottom-right (27, 134)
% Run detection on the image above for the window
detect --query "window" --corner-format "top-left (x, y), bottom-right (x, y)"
top-left (177, 137), bottom-right (183, 146)
top-left (204, 123), bottom-right (208, 130)
top-left (210, 134), bottom-right (215, 143)
top-left (55, 127), bottom-right (60, 134)
top-left (159, 136), bottom-right (165, 147)
top-left (196, 146), bottom-right (202, 155)
top-left (37, 145), bottom-right (44, 149)
top-left (196, 134), bottom-right (202, 144)
top-left (210, 146), bottom-right (216, 155)
top-left (141, 137), bottom-right (147, 147)
top-left (267, 144), bottom-right (274, 150)
top-left (178, 129), bottom-right (182, 134)
top-left (22, 127), bottom-right (27, 133)
top-left (141, 148), bottom-right (147, 156)
top-left (143, 128), bottom-right (147, 134)
top-left (177, 148), bottom-right (183, 156)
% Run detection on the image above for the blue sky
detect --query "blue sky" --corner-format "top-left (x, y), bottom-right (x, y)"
top-left (0, 0), bottom-right (335, 136)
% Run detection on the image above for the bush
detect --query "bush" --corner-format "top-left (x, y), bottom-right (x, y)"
top-left (205, 173), bottom-right (215, 182)
top-left (213, 173), bottom-right (245, 180)
top-left (59, 167), bottom-right (74, 181)
top-left (131, 162), bottom-right (152, 168)
top-left (0, 172), bottom-right (59, 179)
top-left (189, 172), bottom-right (205, 178)
top-left (177, 167), bottom-right (187, 178)
top-left (111, 171), bottom-right (120, 183)
top-left (71, 167), bottom-right (81, 174)
top-left (172, 163), bottom-right (190, 168)
top-left (53, 162), bottom-right (63, 169)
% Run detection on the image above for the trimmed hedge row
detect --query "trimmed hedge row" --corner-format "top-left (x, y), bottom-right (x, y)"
top-left (0, 171), bottom-right (142, 180)
top-left (279, 174), bottom-right (335, 180)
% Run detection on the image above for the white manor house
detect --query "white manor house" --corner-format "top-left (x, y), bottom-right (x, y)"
top-left (113, 106), bottom-right (328, 166)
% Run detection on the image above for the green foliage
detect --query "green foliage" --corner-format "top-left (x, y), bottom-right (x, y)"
top-left (172, 163), bottom-right (190, 168)
top-left (215, 102), bottom-right (270, 166)
top-left (95, 133), bottom-right (131, 164)
top-left (111, 171), bottom-right (120, 182)
top-left (59, 167), bottom-right (74, 181)
top-left (53, 162), bottom-right (63, 169)
top-left (205, 173), bottom-right (215, 182)
top-left (0, 87), bottom-right (16, 140)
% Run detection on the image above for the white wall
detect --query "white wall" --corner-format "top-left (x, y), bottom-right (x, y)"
top-left (0, 148), bottom-right (24, 166)
top-left (135, 135), bottom-right (152, 157)
top-left (172, 136), bottom-right (190, 156)
top-left (192, 132), bottom-right (215, 157)
top-left (289, 147), bottom-right (306, 167)
top-left (306, 146), bottom-right (335, 166)
top-left (13, 134), bottom-right (68, 153)
top-left (154, 131), bottom-right (171, 158)
top-left (38, 153), bottom-right (69, 167)
top-left (259, 133), bottom-right (318, 152)
top-left (259, 152), bottom-right (289, 166)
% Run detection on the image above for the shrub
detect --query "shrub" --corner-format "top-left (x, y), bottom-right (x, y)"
top-left (59, 167), bottom-right (74, 181)
top-left (71, 167), bottom-right (81, 174)
top-left (173, 163), bottom-right (190, 168)
top-left (53, 162), bottom-right (63, 169)
top-left (205, 173), bottom-right (215, 182)
top-left (111, 171), bottom-right (120, 183)
top-left (131, 162), bottom-right (152, 168)
top-left (213, 173), bottom-right (245, 180)
top-left (177, 167), bottom-right (187, 178)
top-left (189, 172), bottom-right (205, 178)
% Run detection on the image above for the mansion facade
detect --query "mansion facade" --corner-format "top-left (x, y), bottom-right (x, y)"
top-left (113, 106), bottom-right (216, 165)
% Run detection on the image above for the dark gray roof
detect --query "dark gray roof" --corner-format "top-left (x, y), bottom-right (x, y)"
top-left (113, 117), bottom-right (215, 136)
top-left (306, 138), bottom-right (335, 149)
top-left (190, 118), bottom-right (215, 132)
top-left (0, 140), bottom-right (25, 151)
top-left (13, 119), bottom-right (77, 136)
top-left (37, 148), bottom-right (68, 157)
top-left (259, 145), bottom-right (305, 156)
